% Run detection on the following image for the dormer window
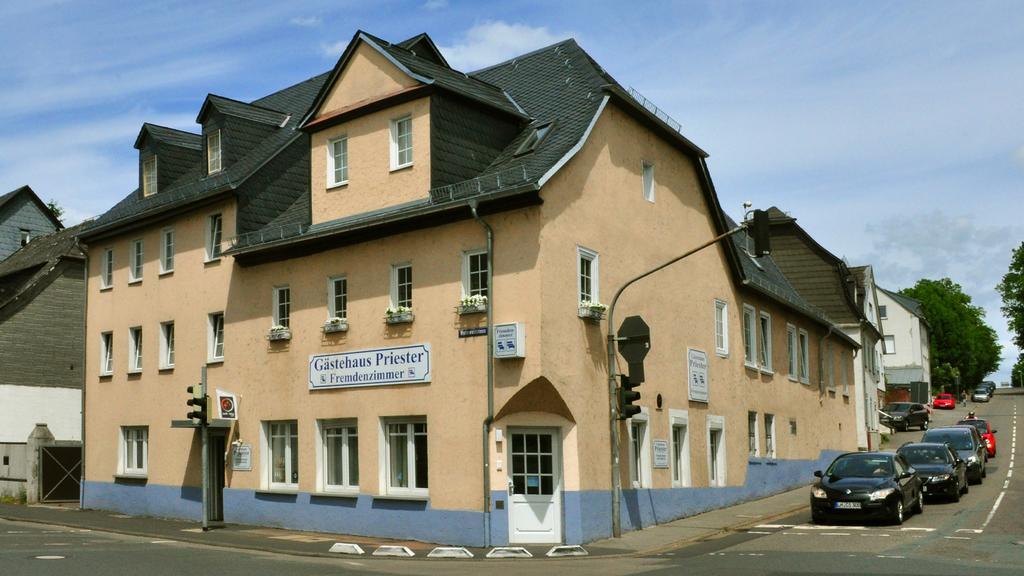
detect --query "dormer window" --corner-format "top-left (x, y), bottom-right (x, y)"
top-left (143, 156), bottom-right (158, 196)
top-left (515, 123), bottom-right (552, 156)
top-left (207, 130), bottom-right (222, 174)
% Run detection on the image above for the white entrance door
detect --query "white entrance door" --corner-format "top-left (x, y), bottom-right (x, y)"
top-left (508, 429), bottom-right (562, 544)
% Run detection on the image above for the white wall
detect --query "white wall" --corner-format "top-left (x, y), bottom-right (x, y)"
top-left (0, 385), bottom-right (81, 442)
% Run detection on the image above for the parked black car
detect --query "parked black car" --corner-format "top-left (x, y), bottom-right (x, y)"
top-left (881, 402), bottom-right (930, 431)
top-left (811, 452), bottom-right (924, 525)
top-left (896, 442), bottom-right (967, 502)
top-left (921, 426), bottom-right (987, 484)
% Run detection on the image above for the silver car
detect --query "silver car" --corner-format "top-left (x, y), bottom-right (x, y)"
top-left (971, 387), bottom-right (991, 402)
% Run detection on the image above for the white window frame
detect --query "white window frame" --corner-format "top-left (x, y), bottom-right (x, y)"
top-left (160, 227), bottom-right (174, 274)
top-left (129, 239), bottom-right (143, 283)
top-left (128, 326), bottom-right (142, 373)
top-left (390, 264), bottom-right (412, 309)
top-left (20, 229), bottom-right (30, 246)
top-left (273, 286), bottom-right (291, 328)
top-left (742, 304), bottom-right (757, 368)
top-left (669, 409), bottom-right (691, 487)
top-left (462, 249), bottom-right (489, 299)
top-left (879, 304), bottom-right (888, 320)
top-left (714, 300), bottom-right (729, 357)
top-left (642, 161), bottom-right (655, 202)
top-left (883, 335), bottom-right (896, 355)
top-left (747, 411), bottom-right (760, 457)
top-left (380, 417), bottom-right (428, 497)
top-left (262, 420), bottom-right (299, 490)
top-left (159, 321), bottom-right (175, 370)
top-left (142, 156), bottom-right (157, 197)
top-left (207, 129), bottom-right (222, 174)
top-left (786, 324), bottom-right (797, 381)
top-left (101, 248), bottom-right (113, 289)
top-left (764, 414), bottom-right (776, 459)
top-left (205, 213), bottom-right (223, 262)
top-left (390, 115), bottom-right (413, 170)
top-left (758, 311), bottom-right (772, 372)
top-left (798, 329), bottom-right (810, 384)
top-left (327, 135), bottom-right (349, 187)
top-left (328, 276), bottom-right (347, 320)
top-left (120, 426), bottom-right (148, 476)
top-left (577, 246), bottom-right (599, 304)
top-left (317, 419), bottom-right (359, 494)
top-left (208, 312), bottom-right (224, 362)
top-left (707, 415), bottom-right (726, 487)
top-left (628, 408), bottom-right (651, 488)
top-left (100, 332), bottom-right (113, 376)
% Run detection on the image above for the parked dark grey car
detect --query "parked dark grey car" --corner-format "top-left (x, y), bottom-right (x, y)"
top-left (897, 442), bottom-right (967, 502)
top-left (881, 402), bottom-right (930, 431)
top-left (921, 426), bottom-right (986, 484)
top-left (810, 452), bottom-right (924, 525)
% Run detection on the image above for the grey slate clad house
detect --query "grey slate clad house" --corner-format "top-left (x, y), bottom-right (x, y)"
top-left (0, 223), bottom-right (85, 444)
top-left (0, 186), bottom-right (63, 261)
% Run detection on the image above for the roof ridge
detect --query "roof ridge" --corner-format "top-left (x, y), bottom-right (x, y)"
top-left (207, 93), bottom-right (286, 115)
top-left (469, 38), bottom-right (578, 75)
top-left (251, 70), bottom-right (332, 108)
top-left (140, 122), bottom-right (201, 136)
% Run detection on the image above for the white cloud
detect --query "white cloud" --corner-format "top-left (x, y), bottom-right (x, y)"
top-left (423, 0), bottom-right (448, 10)
top-left (290, 16), bottom-right (321, 28)
top-left (439, 21), bottom-right (571, 71)
top-left (320, 41), bottom-right (346, 59)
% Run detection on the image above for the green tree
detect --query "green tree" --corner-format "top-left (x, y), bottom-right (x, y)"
top-left (901, 278), bottom-right (1001, 386)
top-left (997, 241), bottom-right (1024, 351)
top-left (1012, 355), bottom-right (1024, 388)
top-left (46, 199), bottom-right (64, 224)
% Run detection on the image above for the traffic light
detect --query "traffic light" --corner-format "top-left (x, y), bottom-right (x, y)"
top-left (186, 384), bottom-right (208, 425)
top-left (749, 209), bottom-right (771, 257)
top-left (617, 374), bottom-right (641, 420)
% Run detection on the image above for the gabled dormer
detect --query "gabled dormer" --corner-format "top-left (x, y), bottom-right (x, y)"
top-left (300, 31), bottom-right (528, 224)
top-left (133, 124), bottom-right (203, 197)
top-left (196, 95), bottom-right (290, 176)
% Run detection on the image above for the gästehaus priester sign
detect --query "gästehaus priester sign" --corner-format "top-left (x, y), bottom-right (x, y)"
top-left (310, 344), bottom-right (431, 390)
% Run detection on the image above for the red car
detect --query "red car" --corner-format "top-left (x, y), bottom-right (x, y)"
top-left (933, 393), bottom-right (956, 410)
top-left (958, 419), bottom-right (997, 457)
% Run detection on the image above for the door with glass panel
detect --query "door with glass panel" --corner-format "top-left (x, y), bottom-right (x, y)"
top-left (508, 428), bottom-right (562, 544)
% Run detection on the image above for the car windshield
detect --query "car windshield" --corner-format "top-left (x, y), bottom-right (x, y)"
top-left (973, 388), bottom-right (987, 394)
top-left (826, 455), bottom-right (894, 478)
top-left (957, 420), bottom-right (987, 433)
top-left (899, 446), bottom-right (951, 466)
top-left (937, 394), bottom-right (953, 399)
top-left (923, 431), bottom-right (973, 451)
top-left (884, 403), bottom-right (912, 412)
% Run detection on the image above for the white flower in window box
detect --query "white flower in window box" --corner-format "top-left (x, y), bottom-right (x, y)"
top-left (457, 294), bottom-right (488, 315)
top-left (267, 324), bottom-right (292, 341)
top-left (385, 306), bottom-right (414, 324)
top-left (322, 317), bottom-right (348, 333)
top-left (578, 300), bottom-right (607, 322)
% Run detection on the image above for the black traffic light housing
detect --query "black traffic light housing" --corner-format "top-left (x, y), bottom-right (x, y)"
top-left (186, 384), bottom-right (208, 425)
top-left (749, 209), bottom-right (771, 257)
top-left (617, 374), bottom-right (641, 420)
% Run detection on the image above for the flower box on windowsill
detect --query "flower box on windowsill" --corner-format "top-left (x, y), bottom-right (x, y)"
top-left (578, 301), bottom-right (607, 323)
top-left (457, 302), bottom-right (488, 315)
top-left (267, 327), bottom-right (292, 341)
top-left (385, 308), bottom-right (414, 325)
top-left (323, 318), bottom-right (349, 334)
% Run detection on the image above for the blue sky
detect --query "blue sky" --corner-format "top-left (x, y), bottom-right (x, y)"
top-left (1, 1), bottom-right (1021, 381)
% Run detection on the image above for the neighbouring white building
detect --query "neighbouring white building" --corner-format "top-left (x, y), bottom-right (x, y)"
top-left (877, 286), bottom-right (931, 403)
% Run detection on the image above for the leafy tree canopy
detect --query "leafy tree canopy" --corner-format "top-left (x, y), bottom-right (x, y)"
top-left (997, 241), bottom-right (1024, 351)
top-left (900, 278), bottom-right (1001, 386)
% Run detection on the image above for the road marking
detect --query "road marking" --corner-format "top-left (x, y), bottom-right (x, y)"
top-left (877, 555), bottom-right (905, 559)
top-left (860, 533), bottom-right (890, 537)
top-left (981, 491), bottom-right (1006, 529)
top-left (747, 531), bottom-right (772, 535)
top-left (822, 532), bottom-right (850, 536)
top-left (944, 536), bottom-right (972, 540)
top-left (782, 532), bottom-right (809, 536)
top-left (956, 529), bottom-right (983, 534)
top-left (33, 556), bottom-right (64, 560)
top-left (795, 524), bottom-right (866, 530)
top-left (1008, 469), bottom-right (1014, 478)
top-left (900, 527), bottom-right (935, 532)
top-left (150, 540), bottom-right (177, 544)
top-left (1006, 480), bottom-right (1011, 489)
top-left (754, 524), bottom-right (794, 529)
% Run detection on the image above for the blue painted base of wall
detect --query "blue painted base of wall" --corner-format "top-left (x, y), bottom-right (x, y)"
top-left (83, 449), bottom-right (841, 547)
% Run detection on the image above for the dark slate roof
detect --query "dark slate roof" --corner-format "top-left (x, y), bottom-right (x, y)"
top-left (879, 286), bottom-right (926, 318)
top-left (197, 94), bottom-right (289, 126)
top-left (134, 123), bottom-right (203, 150)
top-left (81, 72), bottom-right (330, 240)
top-left (395, 33), bottom-right (450, 68)
top-left (0, 223), bottom-right (84, 310)
top-left (0, 185), bottom-right (64, 230)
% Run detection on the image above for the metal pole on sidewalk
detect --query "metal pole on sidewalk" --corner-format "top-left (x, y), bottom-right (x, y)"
top-left (201, 366), bottom-right (209, 531)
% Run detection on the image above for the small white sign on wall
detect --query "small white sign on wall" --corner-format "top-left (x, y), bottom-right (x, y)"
top-left (652, 439), bottom-right (670, 468)
top-left (494, 323), bottom-right (526, 359)
top-left (232, 443), bottom-right (252, 471)
top-left (687, 348), bottom-right (709, 403)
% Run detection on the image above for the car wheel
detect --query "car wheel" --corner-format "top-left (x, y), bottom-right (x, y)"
top-left (982, 465), bottom-right (987, 478)
top-left (891, 499), bottom-right (904, 525)
top-left (950, 485), bottom-right (961, 503)
top-left (913, 490), bottom-right (924, 514)
top-left (962, 481), bottom-right (969, 495)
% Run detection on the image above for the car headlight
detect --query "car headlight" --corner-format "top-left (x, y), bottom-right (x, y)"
top-left (968, 455), bottom-right (978, 464)
top-left (930, 474), bottom-right (951, 482)
top-left (812, 487), bottom-right (827, 499)
top-left (893, 416), bottom-right (904, 420)
top-left (869, 487), bottom-right (895, 501)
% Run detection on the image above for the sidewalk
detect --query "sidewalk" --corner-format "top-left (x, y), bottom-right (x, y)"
top-left (0, 485), bottom-right (811, 559)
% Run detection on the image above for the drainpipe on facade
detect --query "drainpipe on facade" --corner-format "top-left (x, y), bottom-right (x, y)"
top-left (469, 200), bottom-right (494, 547)
top-left (79, 240), bottom-right (88, 505)
top-left (818, 325), bottom-right (835, 395)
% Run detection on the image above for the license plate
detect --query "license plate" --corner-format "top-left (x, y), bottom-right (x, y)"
top-left (834, 501), bottom-right (861, 509)
top-left (922, 486), bottom-right (928, 493)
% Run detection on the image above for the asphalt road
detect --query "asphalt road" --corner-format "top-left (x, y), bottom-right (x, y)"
top-left (3, 390), bottom-right (1021, 575)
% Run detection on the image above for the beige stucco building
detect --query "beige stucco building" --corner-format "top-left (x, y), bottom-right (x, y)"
top-left (79, 31), bottom-right (859, 546)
